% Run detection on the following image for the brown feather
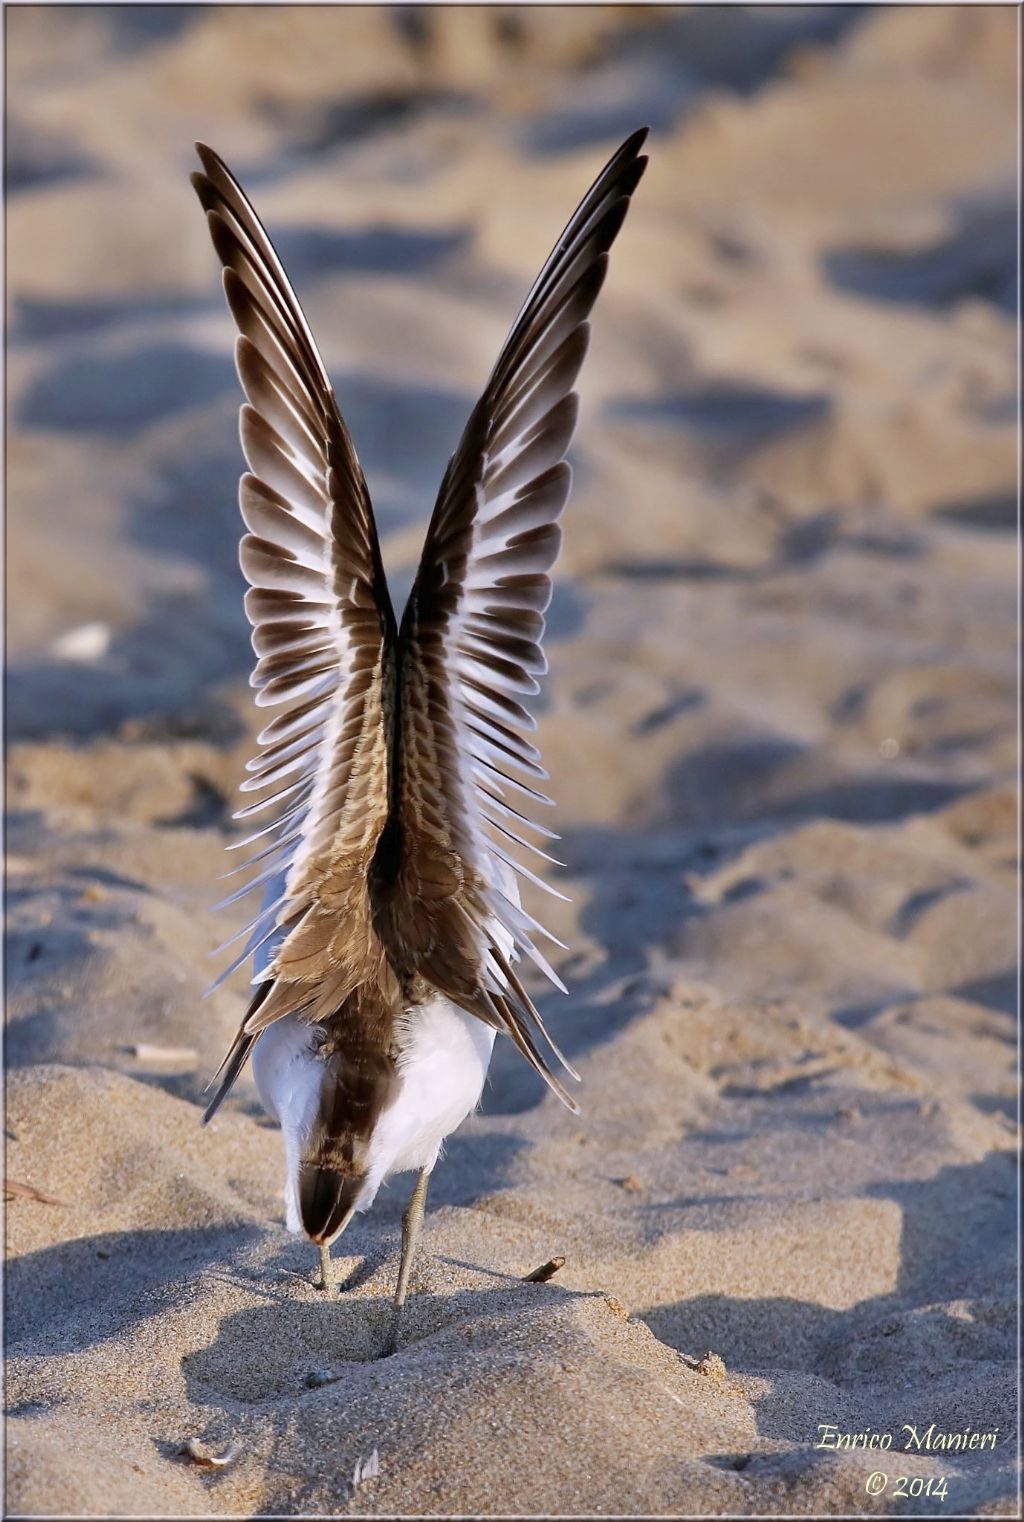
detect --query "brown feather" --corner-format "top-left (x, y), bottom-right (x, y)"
top-left (193, 142), bottom-right (396, 1111)
top-left (390, 130), bottom-right (648, 1105)
top-left (195, 131), bottom-right (647, 1131)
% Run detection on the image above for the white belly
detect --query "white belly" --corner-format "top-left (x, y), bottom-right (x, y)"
top-left (249, 995), bottom-right (495, 1231)
top-left (251, 1015), bottom-right (321, 1233)
top-left (358, 995), bottom-right (495, 1211)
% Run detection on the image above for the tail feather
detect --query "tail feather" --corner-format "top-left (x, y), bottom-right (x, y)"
top-left (298, 1165), bottom-right (363, 1244)
top-left (297, 1037), bottom-right (397, 1244)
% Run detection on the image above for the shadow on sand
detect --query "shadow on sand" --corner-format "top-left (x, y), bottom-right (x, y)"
top-left (640, 1147), bottom-right (1016, 1450)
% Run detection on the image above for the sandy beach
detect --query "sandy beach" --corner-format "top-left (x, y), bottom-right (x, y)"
top-left (5, 5), bottom-right (1018, 1516)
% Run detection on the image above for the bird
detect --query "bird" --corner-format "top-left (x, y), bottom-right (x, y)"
top-left (191, 127), bottom-right (648, 1354)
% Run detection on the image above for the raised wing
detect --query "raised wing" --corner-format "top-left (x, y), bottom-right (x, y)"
top-left (390, 129), bottom-right (649, 1109)
top-left (191, 144), bottom-right (396, 1119)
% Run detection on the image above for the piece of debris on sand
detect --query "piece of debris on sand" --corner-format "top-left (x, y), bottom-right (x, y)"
top-left (523, 1256), bottom-right (566, 1283)
top-left (4, 1178), bottom-right (67, 1206)
top-left (352, 1449), bottom-right (380, 1489)
top-left (180, 1438), bottom-right (240, 1469)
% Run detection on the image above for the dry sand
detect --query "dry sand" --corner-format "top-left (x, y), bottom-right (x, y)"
top-left (4, 5), bottom-right (1018, 1516)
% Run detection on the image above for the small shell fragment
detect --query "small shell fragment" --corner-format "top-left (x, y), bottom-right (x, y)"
top-left (180, 1438), bottom-right (240, 1469)
top-left (52, 622), bottom-right (111, 662)
top-left (352, 1448), bottom-right (380, 1488)
top-left (305, 1369), bottom-right (341, 1389)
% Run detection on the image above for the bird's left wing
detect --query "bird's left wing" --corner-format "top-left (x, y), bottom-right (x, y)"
top-left (387, 130), bottom-right (649, 1110)
top-left (191, 145), bottom-right (396, 1118)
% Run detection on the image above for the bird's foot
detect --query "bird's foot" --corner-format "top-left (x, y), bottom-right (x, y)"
top-left (381, 1318), bottom-right (401, 1359)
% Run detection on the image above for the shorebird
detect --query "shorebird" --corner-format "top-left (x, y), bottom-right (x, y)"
top-left (193, 128), bottom-right (648, 1353)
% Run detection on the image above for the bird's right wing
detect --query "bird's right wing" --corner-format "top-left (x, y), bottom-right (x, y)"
top-left (387, 130), bottom-right (649, 1109)
top-left (192, 145), bottom-right (396, 1118)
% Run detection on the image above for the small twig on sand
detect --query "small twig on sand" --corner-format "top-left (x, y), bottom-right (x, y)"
top-left (180, 1439), bottom-right (240, 1469)
top-left (4, 1178), bottom-right (67, 1206)
top-left (522, 1256), bottom-right (566, 1283)
top-left (128, 1043), bottom-right (198, 1064)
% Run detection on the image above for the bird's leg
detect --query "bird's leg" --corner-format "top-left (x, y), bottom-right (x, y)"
top-left (300, 1241), bottom-right (340, 1389)
top-left (384, 1167), bottom-right (431, 1356)
top-left (394, 1167), bottom-right (430, 1311)
top-left (318, 1240), bottom-right (336, 1298)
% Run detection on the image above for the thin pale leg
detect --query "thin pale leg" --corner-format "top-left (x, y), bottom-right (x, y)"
top-left (318, 1241), bottom-right (336, 1298)
top-left (385, 1167), bottom-right (430, 1355)
top-left (299, 1241), bottom-right (339, 1389)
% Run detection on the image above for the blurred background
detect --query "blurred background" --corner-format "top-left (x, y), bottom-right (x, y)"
top-left (6, 2), bottom-right (1017, 1094)
top-left (5, 11), bottom-right (1018, 1515)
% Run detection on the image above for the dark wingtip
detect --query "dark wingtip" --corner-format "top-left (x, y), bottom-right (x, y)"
top-left (600, 128), bottom-right (649, 205)
top-left (200, 1082), bottom-right (230, 1127)
top-left (199, 1027), bottom-right (258, 1125)
top-left (612, 126), bottom-right (650, 166)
